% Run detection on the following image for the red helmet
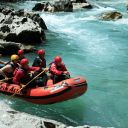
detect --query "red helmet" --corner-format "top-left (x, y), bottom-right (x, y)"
top-left (37, 50), bottom-right (45, 55)
top-left (54, 56), bottom-right (62, 63)
top-left (18, 50), bottom-right (24, 55)
top-left (20, 58), bottom-right (29, 66)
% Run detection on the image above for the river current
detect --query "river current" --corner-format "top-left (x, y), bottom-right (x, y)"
top-left (0, 0), bottom-right (128, 127)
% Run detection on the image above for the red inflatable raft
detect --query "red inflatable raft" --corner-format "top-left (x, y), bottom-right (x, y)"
top-left (0, 76), bottom-right (87, 104)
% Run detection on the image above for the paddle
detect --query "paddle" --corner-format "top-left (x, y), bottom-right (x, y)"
top-left (11, 67), bottom-right (49, 97)
top-left (0, 77), bottom-right (12, 83)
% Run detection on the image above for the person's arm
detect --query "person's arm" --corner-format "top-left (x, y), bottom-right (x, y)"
top-left (50, 64), bottom-right (63, 75)
top-left (0, 60), bottom-right (7, 65)
top-left (0, 65), bottom-right (11, 79)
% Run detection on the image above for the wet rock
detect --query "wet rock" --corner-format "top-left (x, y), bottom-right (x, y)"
top-left (73, 2), bottom-right (93, 9)
top-left (0, 8), bottom-right (47, 44)
top-left (14, 9), bottom-right (24, 17)
top-left (0, 40), bottom-right (21, 55)
top-left (0, 8), bottom-right (4, 13)
top-left (32, 0), bottom-right (93, 12)
top-left (17, 30), bottom-right (45, 44)
top-left (44, 121), bottom-right (56, 128)
top-left (0, 39), bottom-right (37, 55)
top-left (3, 16), bottom-right (13, 24)
top-left (99, 11), bottom-right (123, 20)
top-left (32, 3), bottom-right (45, 11)
top-left (7, 111), bottom-right (18, 114)
top-left (75, 0), bottom-right (87, 3)
top-left (31, 13), bottom-right (47, 30)
top-left (2, 8), bottom-right (12, 15)
top-left (0, 100), bottom-right (105, 128)
top-left (0, 25), bottom-right (10, 33)
top-left (32, 1), bottom-right (73, 12)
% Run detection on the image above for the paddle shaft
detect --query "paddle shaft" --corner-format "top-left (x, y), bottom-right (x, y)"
top-left (11, 68), bottom-right (48, 97)
top-left (0, 77), bottom-right (12, 82)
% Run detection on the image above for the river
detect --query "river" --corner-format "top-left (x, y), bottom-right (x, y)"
top-left (0, 0), bottom-right (128, 127)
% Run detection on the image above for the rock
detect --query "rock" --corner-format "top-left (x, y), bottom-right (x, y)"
top-left (4, 33), bottom-right (17, 42)
top-left (31, 13), bottom-right (47, 30)
top-left (0, 101), bottom-right (105, 128)
top-left (44, 0), bottom-right (73, 12)
top-left (14, 9), bottom-right (24, 17)
top-left (0, 40), bottom-right (37, 55)
top-left (16, 30), bottom-right (45, 44)
top-left (21, 17), bottom-right (27, 24)
top-left (32, 3), bottom-right (45, 11)
top-left (0, 8), bottom-right (47, 44)
top-left (73, 2), bottom-right (93, 9)
top-left (2, 8), bottom-right (13, 15)
top-left (0, 25), bottom-right (10, 33)
top-left (0, 40), bottom-right (21, 55)
top-left (3, 16), bottom-right (13, 24)
top-left (64, 1), bottom-right (73, 12)
top-left (100, 11), bottom-right (123, 20)
top-left (32, 0), bottom-right (93, 12)
top-left (44, 121), bottom-right (56, 128)
top-left (0, 8), bottom-right (4, 13)
top-left (75, 0), bottom-right (87, 3)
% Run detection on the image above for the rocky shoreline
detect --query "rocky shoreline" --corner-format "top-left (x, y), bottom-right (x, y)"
top-left (0, 102), bottom-right (104, 128)
top-left (0, 8), bottom-right (47, 55)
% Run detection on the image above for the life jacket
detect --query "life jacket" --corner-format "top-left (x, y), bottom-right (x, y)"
top-left (5, 61), bottom-right (20, 77)
top-left (49, 61), bottom-right (65, 76)
top-left (13, 67), bottom-right (31, 84)
top-left (33, 57), bottom-right (46, 68)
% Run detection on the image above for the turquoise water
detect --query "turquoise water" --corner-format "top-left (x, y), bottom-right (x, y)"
top-left (0, 0), bottom-right (128, 127)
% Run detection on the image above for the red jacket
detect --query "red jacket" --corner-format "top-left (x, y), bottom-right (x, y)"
top-left (49, 62), bottom-right (67, 75)
top-left (13, 66), bottom-right (40, 85)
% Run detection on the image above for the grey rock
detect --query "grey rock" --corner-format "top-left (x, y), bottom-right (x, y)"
top-left (0, 8), bottom-right (47, 44)
top-left (0, 25), bottom-right (10, 33)
top-left (0, 39), bottom-right (37, 55)
top-left (32, 3), bottom-right (45, 11)
top-left (32, 0), bottom-right (93, 13)
top-left (99, 11), bottom-right (123, 21)
top-left (0, 40), bottom-right (21, 55)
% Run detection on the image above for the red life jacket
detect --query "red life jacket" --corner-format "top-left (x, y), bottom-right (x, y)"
top-left (13, 67), bottom-right (31, 84)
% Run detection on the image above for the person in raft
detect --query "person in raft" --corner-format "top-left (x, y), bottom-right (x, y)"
top-left (32, 49), bottom-right (48, 85)
top-left (49, 56), bottom-right (70, 84)
top-left (32, 49), bottom-right (46, 68)
top-left (13, 58), bottom-right (46, 88)
top-left (0, 54), bottom-right (20, 82)
top-left (17, 49), bottom-right (25, 60)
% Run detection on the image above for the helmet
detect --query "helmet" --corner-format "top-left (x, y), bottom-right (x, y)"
top-left (20, 58), bottom-right (29, 66)
top-left (54, 56), bottom-right (62, 63)
top-left (11, 54), bottom-right (19, 61)
top-left (37, 49), bottom-right (45, 55)
top-left (18, 49), bottom-right (24, 55)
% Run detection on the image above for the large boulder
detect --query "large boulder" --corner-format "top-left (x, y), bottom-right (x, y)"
top-left (32, 1), bottom-right (73, 12)
top-left (32, 3), bottom-right (45, 11)
top-left (0, 40), bottom-right (36, 55)
top-left (99, 11), bottom-right (123, 20)
top-left (32, 0), bottom-right (92, 12)
top-left (0, 8), bottom-right (47, 44)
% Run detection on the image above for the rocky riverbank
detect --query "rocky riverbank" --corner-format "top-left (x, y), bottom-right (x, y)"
top-left (0, 8), bottom-right (47, 55)
top-left (0, 101), bottom-right (105, 128)
top-left (32, 0), bottom-right (93, 13)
